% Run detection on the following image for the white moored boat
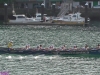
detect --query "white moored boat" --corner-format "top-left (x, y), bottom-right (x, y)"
top-left (8, 13), bottom-right (50, 24)
top-left (9, 14), bottom-right (39, 23)
top-left (52, 12), bottom-right (90, 25)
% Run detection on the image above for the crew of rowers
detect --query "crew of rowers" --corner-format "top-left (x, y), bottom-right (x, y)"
top-left (23, 44), bottom-right (100, 50)
top-left (7, 41), bottom-right (100, 51)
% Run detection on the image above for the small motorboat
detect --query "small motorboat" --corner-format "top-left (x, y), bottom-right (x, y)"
top-left (8, 13), bottom-right (50, 24)
top-left (52, 12), bottom-right (90, 25)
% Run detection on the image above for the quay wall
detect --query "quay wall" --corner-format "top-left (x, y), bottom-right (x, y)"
top-left (0, 8), bottom-right (100, 21)
top-left (79, 8), bottom-right (100, 21)
top-left (0, 8), bottom-right (59, 21)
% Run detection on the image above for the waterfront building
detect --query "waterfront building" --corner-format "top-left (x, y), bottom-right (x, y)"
top-left (0, 0), bottom-right (62, 20)
top-left (0, 0), bottom-right (100, 9)
top-left (0, 0), bottom-right (62, 9)
top-left (0, 0), bottom-right (100, 21)
top-left (0, 0), bottom-right (12, 8)
top-left (13, 0), bottom-right (62, 9)
top-left (74, 0), bottom-right (100, 8)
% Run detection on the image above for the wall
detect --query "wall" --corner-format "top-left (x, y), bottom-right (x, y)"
top-left (28, 3), bottom-right (33, 9)
top-left (73, 2), bottom-right (79, 8)
top-left (87, 1), bottom-right (93, 8)
top-left (98, 1), bottom-right (100, 5)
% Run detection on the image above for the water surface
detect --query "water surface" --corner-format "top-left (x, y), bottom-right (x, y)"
top-left (0, 22), bottom-right (100, 75)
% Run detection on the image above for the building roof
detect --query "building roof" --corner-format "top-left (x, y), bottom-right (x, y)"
top-left (14, 0), bottom-right (62, 1)
top-left (74, 0), bottom-right (99, 1)
top-left (0, 0), bottom-right (12, 3)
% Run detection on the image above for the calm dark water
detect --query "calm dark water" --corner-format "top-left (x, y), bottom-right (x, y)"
top-left (0, 21), bottom-right (100, 75)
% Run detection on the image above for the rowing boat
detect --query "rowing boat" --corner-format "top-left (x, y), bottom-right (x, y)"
top-left (0, 47), bottom-right (100, 55)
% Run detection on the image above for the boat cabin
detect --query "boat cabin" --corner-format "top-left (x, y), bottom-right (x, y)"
top-left (57, 12), bottom-right (85, 22)
top-left (9, 13), bottom-right (50, 23)
top-left (13, 14), bottom-right (27, 19)
top-left (35, 13), bottom-right (42, 21)
top-left (35, 13), bottom-right (50, 21)
top-left (9, 14), bottom-right (35, 23)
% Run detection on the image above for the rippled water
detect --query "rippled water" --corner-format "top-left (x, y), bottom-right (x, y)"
top-left (0, 22), bottom-right (100, 75)
top-left (0, 54), bottom-right (100, 75)
top-left (0, 24), bottom-right (100, 48)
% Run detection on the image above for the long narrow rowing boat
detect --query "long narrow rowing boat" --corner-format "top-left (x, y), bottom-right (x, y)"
top-left (0, 47), bottom-right (100, 55)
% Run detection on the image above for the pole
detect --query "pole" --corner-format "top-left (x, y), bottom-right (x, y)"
top-left (52, 4), bottom-right (56, 17)
top-left (43, 0), bottom-right (45, 8)
top-left (72, 0), bottom-right (73, 13)
top-left (12, 2), bottom-right (16, 15)
top-left (85, 2), bottom-right (88, 26)
top-left (41, 3), bottom-right (44, 22)
top-left (4, 3), bottom-right (8, 24)
top-left (44, 0), bottom-right (49, 9)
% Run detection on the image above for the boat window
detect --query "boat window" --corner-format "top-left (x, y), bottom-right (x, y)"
top-left (17, 16), bottom-right (25, 18)
top-left (63, 17), bottom-right (68, 19)
top-left (37, 15), bottom-right (41, 17)
top-left (72, 15), bottom-right (76, 17)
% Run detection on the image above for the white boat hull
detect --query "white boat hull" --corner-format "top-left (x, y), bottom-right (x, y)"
top-left (52, 12), bottom-right (90, 25)
top-left (9, 20), bottom-right (41, 23)
top-left (53, 20), bottom-right (85, 25)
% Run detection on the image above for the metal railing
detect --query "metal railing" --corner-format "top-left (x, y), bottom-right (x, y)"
top-left (57, 3), bottom-right (69, 17)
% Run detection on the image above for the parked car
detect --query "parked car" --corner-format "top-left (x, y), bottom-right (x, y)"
top-left (93, 5), bottom-right (100, 8)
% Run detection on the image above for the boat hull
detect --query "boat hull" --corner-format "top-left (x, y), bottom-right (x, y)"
top-left (89, 48), bottom-right (100, 54)
top-left (0, 47), bottom-right (100, 55)
top-left (52, 20), bottom-right (85, 25)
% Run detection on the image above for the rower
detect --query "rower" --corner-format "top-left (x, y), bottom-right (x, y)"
top-left (28, 44), bottom-right (30, 48)
top-left (37, 46), bottom-right (39, 50)
top-left (49, 46), bottom-right (54, 50)
top-left (39, 45), bottom-right (43, 49)
top-left (7, 41), bottom-right (13, 51)
top-left (84, 44), bottom-right (89, 50)
top-left (61, 45), bottom-right (66, 50)
top-left (97, 44), bottom-right (100, 49)
top-left (25, 44), bottom-right (30, 50)
top-left (73, 45), bottom-right (78, 50)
